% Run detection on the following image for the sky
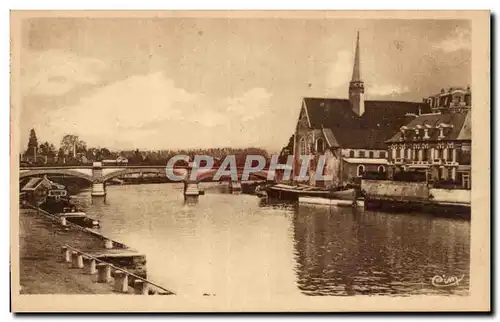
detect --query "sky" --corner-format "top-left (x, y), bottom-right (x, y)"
top-left (18, 16), bottom-right (471, 152)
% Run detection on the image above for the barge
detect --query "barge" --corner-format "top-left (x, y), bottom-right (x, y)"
top-left (265, 183), bottom-right (357, 202)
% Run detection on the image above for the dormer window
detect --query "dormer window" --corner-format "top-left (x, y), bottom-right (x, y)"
top-left (423, 128), bottom-right (430, 139)
top-left (436, 123), bottom-right (453, 140)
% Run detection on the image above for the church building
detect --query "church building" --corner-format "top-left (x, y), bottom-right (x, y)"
top-left (291, 32), bottom-right (429, 187)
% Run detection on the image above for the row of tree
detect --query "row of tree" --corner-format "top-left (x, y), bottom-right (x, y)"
top-left (21, 129), bottom-right (274, 166)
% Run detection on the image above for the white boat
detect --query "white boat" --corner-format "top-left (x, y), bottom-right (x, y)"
top-left (299, 196), bottom-right (364, 208)
top-left (56, 211), bottom-right (101, 228)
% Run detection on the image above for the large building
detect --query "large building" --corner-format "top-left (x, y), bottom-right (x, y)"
top-left (291, 32), bottom-right (429, 187)
top-left (386, 88), bottom-right (471, 189)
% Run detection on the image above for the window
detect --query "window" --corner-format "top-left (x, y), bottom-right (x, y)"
top-left (316, 138), bottom-right (325, 153)
top-left (349, 150), bottom-right (355, 158)
top-left (369, 151), bottom-right (374, 158)
top-left (299, 137), bottom-right (307, 155)
top-left (378, 165), bottom-right (385, 173)
top-left (439, 167), bottom-right (446, 180)
top-left (357, 165), bottom-right (365, 177)
top-left (379, 151), bottom-right (386, 158)
top-left (447, 149), bottom-right (453, 161)
top-left (422, 149), bottom-right (428, 161)
top-left (359, 151), bottom-right (365, 158)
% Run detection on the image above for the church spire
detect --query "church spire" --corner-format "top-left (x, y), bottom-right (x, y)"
top-left (351, 31), bottom-right (361, 82)
top-left (349, 31), bottom-right (365, 116)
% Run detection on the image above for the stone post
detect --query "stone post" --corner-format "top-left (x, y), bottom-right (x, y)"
top-left (97, 263), bottom-right (111, 283)
top-left (61, 246), bottom-right (71, 263)
top-left (113, 270), bottom-right (129, 293)
top-left (71, 251), bottom-right (84, 269)
top-left (60, 216), bottom-right (67, 226)
top-left (89, 258), bottom-right (97, 275)
top-left (133, 279), bottom-right (149, 295)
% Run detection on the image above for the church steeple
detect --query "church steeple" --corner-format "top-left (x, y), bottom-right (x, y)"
top-left (351, 31), bottom-right (361, 82)
top-left (349, 31), bottom-right (365, 116)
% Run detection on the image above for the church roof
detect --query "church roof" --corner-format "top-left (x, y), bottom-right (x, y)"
top-left (386, 111), bottom-right (471, 143)
top-left (302, 97), bottom-right (429, 149)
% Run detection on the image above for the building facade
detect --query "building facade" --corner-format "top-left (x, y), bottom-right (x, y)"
top-left (385, 102), bottom-right (471, 189)
top-left (424, 86), bottom-right (471, 114)
top-left (291, 32), bottom-right (428, 188)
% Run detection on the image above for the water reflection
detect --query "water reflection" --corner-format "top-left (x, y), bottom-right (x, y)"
top-left (292, 203), bottom-right (470, 296)
top-left (74, 184), bottom-right (470, 297)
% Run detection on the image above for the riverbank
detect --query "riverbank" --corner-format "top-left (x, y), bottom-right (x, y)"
top-left (19, 208), bottom-right (116, 294)
top-left (19, 207), bottom-right (174, 295)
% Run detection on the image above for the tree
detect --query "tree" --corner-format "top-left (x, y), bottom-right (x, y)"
top-left (100, 148), bottom-right (111, 160)
top-left (130, 149), bottom-right (144, 165)
top-left (25, 129), bottom-right (38, 158)
top-left (60, 134), bottom-right (87, 159)
top-left (38, 141), bottom-right (56, 163)
top-left (57, 148), bottom-right (66, 164)
top-left (86, 147), bottom-right (99, 161)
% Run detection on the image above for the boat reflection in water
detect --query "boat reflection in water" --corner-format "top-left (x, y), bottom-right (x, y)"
top-left (291, 201), bottom-right (470, 296)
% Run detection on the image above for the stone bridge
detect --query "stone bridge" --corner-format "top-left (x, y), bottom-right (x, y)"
top-left (19, 162), bottom-right (274, 199)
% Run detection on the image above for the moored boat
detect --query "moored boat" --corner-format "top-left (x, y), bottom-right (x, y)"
top-left (55, 211), bottom-right (101, 228)
top-left (299, 196), bottom-right (364, 208)
top-left (265, 183), bottom-right (356, 201)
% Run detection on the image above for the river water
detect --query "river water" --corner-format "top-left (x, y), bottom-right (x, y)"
top-left (73, 183), bottom-right (470, 297)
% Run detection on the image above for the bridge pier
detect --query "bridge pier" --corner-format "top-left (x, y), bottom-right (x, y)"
top-left (91, 162), bottom-right (106, 198)
top-left (184, 181), bottom-right (200, 202)
top-left (91, 182), bottom-right (106, 197)
top-left (229, 181), bottom-right (242, 194)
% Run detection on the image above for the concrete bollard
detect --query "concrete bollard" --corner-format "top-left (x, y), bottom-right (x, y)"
top-left (61, 246), bottom-right (71, 262)
top-left (60, 216), bottom-right (67, 226)
top-left (89, 258), bottom-right (97, 275)
top-left (96, 263), bottom-right (111, 283)
top-left (133, 279), bottom-right (149, 295)
top-left (104, 239), bottom-right (113, 249)
top-left (113, 270), bottom-right (128, 293)
top-left (71, 251), bottom-right (79, 268)
top-left (76, 254), bottom-right (84, 268)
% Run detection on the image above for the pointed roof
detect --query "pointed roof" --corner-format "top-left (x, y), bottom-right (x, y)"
top-left (351, 31), bottom-right (361, 82)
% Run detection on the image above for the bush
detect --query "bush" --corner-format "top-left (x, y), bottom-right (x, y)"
top-left (432, 179), bottom-right (463, 189)
top-left (362, 171), bottom-right (388, 180)
top-left (393, 171), bottom-right (426, 182)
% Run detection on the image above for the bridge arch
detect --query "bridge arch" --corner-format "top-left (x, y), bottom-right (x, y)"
top-left (19, 169), bottom-right (94, 183)
top-left (194, 169), bottom-right (270, 183)
top-left (102, 167), bottom-right (187, 183)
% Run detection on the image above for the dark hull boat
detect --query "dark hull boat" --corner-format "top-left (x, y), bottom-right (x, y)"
top-left (265, 184), bottom-right (356, 202)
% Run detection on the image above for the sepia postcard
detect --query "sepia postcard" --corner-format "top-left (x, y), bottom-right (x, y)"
top-left (10, 10), bottom-right (490, 312)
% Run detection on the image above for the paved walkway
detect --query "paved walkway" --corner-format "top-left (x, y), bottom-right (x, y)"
top-left (19, 208), bottom-right (117, 294)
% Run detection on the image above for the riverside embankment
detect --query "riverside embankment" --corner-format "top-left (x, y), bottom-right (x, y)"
top-left (19, 207), bottom-right (174, 295)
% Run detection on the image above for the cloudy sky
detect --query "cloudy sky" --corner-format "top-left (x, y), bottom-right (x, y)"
top-left (18, 16), bottom-right (471, 152)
